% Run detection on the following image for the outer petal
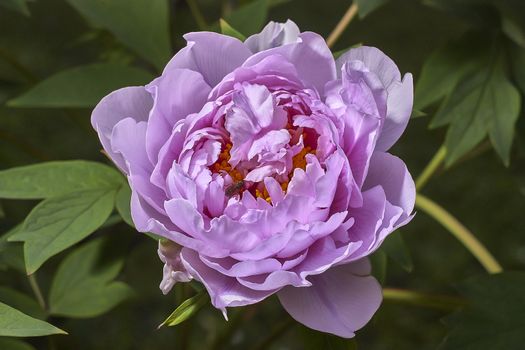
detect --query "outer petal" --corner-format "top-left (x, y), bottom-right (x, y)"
top-left (245, 20), bottom-right (300, 52)
top-left (244, 32), bottom-right (336, 95)
top-left (337, 46), bottom-right (413, 151)
top-left (163, 32), bottom-right (252, 87)
top-left (363, 152), bottom-right (415, 215)
top-left (145, 69), bottom-right (211, 163)
top-left (91, 86), bottom-right (152, 172)
top-left (376, 74), bottom-right (413, 151)
top-left (278, 259), bottom-right (382, 338)
top-left (181, 248), bottom-right (276, 310)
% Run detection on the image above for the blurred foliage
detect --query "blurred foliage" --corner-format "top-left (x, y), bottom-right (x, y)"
top-left (0, 0), bottom-right (524, 349)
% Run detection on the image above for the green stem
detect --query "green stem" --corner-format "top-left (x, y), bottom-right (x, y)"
top-left (383, 288), bottom-right (465, 310)
top-left (326, 2), bottom-right (359, 48)
top-left (28, 273), bottom-right (47, 311)
top-left (415, 146), bottom-right (446, 191)
top-left (416, 194), bottom-right (503, 274)
top-left (186, 0), bottom-right (208, 31)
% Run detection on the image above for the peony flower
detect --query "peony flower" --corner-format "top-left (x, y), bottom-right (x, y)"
top-left (91, 20), bottom-right (415, 338)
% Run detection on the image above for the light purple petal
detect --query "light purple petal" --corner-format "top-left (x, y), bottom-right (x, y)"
top-left (278, 260), bottom-right (382, 338)
top-left (145, 69), bottom-right (211, 163)
top-left (245, 20), bottom-right (300, 53)
top-left (337, 46), bottom-right (413, 151)
top-left (363, 152), bottom-right (415, 214)
top-left (376, 73), bottom-right (413, 151)
top-left (91, 86), bottom-right (152, 172)
top-left (181, 248), bottom-right (276, 310)
top-left (163, 32), bottom-right (252, 87)
top-left (244, 32), bottom-right (336, 95)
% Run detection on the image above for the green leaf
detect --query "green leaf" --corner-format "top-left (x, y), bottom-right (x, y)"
top-left (49, 237), bottom-right (133, 318)
top-left (415, 36), bottom-right (484, 111)
top-left (440, 272), bottom-right (525, 349)
top-left (220, 19), bottom-right (246, 41)
top-left (158, 291), bottom-right (208, 328)
top-left (0, 338), bottom-right (35, 350)
top-left (433, 53), bottom-right (521, 166)
top-left (0, 160), bottom-right (123, 199)
top-left (357, 0), bottom-right (389, 18)
top-left (0, 302), bottom-right (66, 337)
top-left (0, 287), bottom-right (45, 320)
top-left (226, 0), bottom-right (268, 36)
top-left (115, 184), bottom-right (133, 227)
top-left (381, 231), bottom-right (413, 272)
top-left (7, 64), bottom-right (153, 108)
top-left (9, 189), bottom-right (116, 274)
top-left (0, 0), bottom-right (32, 16)
top-left (65, 0), bottom-right (171, 70)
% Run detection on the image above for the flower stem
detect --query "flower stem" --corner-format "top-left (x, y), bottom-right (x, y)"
top-left (28, 273), bottom-right (47, 311)
top-left (186, 0), bottom-right (208, 31)
top-left (383, 288), bottom-right (465, 311)
top-left (415, 146), bottom-right (446, 191)
top-left (326, 2), bottom-right (359, 48)
top-left (415, 194), bottom-right (503, 274)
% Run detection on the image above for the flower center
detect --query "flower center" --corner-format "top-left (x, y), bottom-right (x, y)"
top-left (210, 124), bottom-right (317, 202)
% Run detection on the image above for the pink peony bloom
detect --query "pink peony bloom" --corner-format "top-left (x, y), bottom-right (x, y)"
top-left (92, 20), bottom-right (415, 338)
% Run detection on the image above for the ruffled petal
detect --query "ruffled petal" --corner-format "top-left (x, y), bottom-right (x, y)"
top-left (245, 20), bottom-right (300, 52)
top-left (145, 69), bottom-right (211, 163)
top-left (337, 46), bottom-right (413, 151)
top-left (244, 32), bottom-right (336, 95)
top-left (91, 86), bottom-right (152, 172)
top-left (278, 259), bottom-right (382, 338)
top-left (181, 248), bottom-right (276, 310)
top-left (363, 152), bottom-right (415, 215)
top-left (163, 32), bottom-right (252, 87)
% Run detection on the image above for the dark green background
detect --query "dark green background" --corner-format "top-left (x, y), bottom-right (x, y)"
top-left (1, 0), bottom-right (524, 349)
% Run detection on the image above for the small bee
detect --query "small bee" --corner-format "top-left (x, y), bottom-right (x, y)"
top-left (225, 180), bottom-right (245, 198)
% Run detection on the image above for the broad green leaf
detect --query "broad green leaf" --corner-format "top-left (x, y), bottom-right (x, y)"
top-left (357, 0), bottom-right (389, 18)
top-left (440, 272), bottom-right (525, 349)
top-left (433, 54), bottom-right (521, 166)
top-left (488, 79), bottom-right (521, 166)
top-left (115, 184), bottom-right (133, 227)
top-left (65, 0), bottom-right (171, 70)
top-left (220, 19), bottom-right (246, 41)
top-left (158, 291), bottom-right (208, 328)
top-left (0, 287), bottom-right (45, 320)
top-left (226, 0), bottom-right (268, 36)
top-left (7, 64), bottom-right (153, 108)
top-left (0, 0), bottom-right (32, 16)
top-left (0, 338), bottom-right (35, 350)
top-left (381, 231), bottom-right (413, 272)
top-left (49, 237), bottom-right (133, 318)
top-left (0, 302), bottom-right (66, 337)
top-left (9, 189), bottom-right (116, 274)
top-left (0, 160), bottom-right (123, 199)
top-left (415, 36), bottom-right (483, 111)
